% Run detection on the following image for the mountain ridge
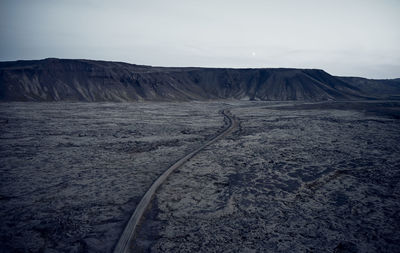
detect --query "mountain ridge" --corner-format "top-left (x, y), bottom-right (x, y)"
top-left (1, 58), bottom-right (399, 102)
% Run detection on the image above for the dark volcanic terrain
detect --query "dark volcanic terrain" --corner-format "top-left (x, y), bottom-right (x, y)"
top-left (1, 59), bottom-right (400, 253)
top-left (0, 102), bottom-right (225, 252)
top-left (136, 101), bottom-right (400, 253)
top-left (1, 58), bottom-right (399, 102)
top-left (1, 101), bottom-right (399, 252)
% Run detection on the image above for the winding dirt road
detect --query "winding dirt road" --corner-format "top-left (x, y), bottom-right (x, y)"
top-left (113, 109), bottom-right (239, 253)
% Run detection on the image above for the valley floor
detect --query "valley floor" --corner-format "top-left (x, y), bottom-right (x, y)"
top-left (135, 101), bottom-right (400, 253)
top-left (0, 102), bottom-right (225, 252)
top-left (1, 101), bottom-right (400, 252)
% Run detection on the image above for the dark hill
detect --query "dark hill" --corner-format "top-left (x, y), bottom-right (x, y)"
top-left (338, 76), bottom-right (400, 100)
top-left (0, 58), bottom-right (398, 102)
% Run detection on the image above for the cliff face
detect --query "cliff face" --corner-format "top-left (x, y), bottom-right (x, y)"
top-left (0, 58), bottom-right (398, 102)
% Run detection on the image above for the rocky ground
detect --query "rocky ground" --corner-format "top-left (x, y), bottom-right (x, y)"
top-left (135, 101), bottom-right (400, 253)
top-left (0, 102), bottom-right (226, 252)
top-left (1, 101), bottom-right (400, 253)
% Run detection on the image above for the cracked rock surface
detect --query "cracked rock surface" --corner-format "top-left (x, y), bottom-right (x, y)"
top-left (0, 102), bottom-right (225, 252)
top-left (135, 101), bottom-right (400, 253)
top-left (1, 101), bottom-right (399, 252)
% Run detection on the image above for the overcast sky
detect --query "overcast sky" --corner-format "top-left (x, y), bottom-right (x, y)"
top-left (1, 0), bottom-right (399, 78)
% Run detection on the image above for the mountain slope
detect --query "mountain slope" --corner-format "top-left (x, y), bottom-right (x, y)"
top-left (0, 58), bottom-right (394, 102)
top-left (338, 76), bottom-right (400, 99)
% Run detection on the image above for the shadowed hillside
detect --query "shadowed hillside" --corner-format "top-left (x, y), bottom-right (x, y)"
top-left (339, 76), bottom-right (400, 99)
top-left (1, 58), bottom-right (398, 101)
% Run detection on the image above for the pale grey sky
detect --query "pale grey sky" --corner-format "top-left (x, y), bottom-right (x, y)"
top-left (1, 0), bottom-right (399, 78)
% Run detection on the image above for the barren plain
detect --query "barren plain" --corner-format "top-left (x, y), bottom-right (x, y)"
top-left (135, 101), bottom-right (400, 253)
top-left (1, 101), bottom-right (400, 252)
top-left (0, 102), bottom-right (227, 252)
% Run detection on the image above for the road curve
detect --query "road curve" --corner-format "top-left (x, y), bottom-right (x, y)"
top-left (113, 109), bottom-right (238, 253)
